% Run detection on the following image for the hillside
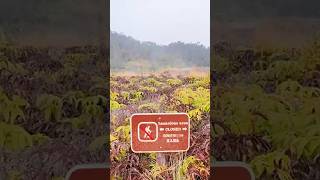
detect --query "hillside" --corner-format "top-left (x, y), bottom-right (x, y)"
top-left (110, 32), bottom-right (210, 71)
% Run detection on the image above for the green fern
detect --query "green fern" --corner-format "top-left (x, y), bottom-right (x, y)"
top-left (139, 86), bottom-right (158, 93)
top-left (131, 91), bottom-right (144, 102)
top-left (0, 122), bottom-right (33, 152)
top-left (167, 79), bottom-right (182, 86)
top-left (115, 125), bottom-right (130, 142)
top-left (32, 133), bottom-right (50, 146)
top-left (62, 91), bottom-right (85, 106)
top-left (36, 94), bottom-right (62, 122)
top-left (77, 95), bottom-right (107, 119)
top-left (250, 151), bottom-right (292, 180)
top-left (0, 54), bottom-right (28, 75)
top-left (175, 87), bottom-right (210, 112)
top-left (0, 94), bottom-right (28, 124)
top-left (177, 156), bottom-right (207, 179)
top-left (88, 135), bottom-right (107, 152)
top-left (64, 114), bottom-right (91, 129)
top-left (138, 103), bottom-right (160, 113)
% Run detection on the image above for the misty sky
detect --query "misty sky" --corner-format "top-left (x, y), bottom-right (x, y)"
top-left (111, 0), bottom-right (210, 47)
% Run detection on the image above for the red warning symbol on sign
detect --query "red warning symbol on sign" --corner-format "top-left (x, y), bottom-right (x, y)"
top-left (138, 122), bottom-right (158, 142)
top-left (131, 113), bottom-right (190, 153)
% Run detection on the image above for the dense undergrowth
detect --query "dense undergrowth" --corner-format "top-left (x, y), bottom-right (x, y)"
top-left (0, 42), bottom-right (108, 180)
top-left (110, 74), bottom-right (210, 180)
top-left (1, 37), bottom-right (320, 179)
top-left (212, 38), bottom-right (320, 180)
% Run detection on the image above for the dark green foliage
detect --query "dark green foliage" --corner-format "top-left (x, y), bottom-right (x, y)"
top-left (213, 40), bottom-right (320, 179)
top-left (0, 43), bottom-right (108, 179)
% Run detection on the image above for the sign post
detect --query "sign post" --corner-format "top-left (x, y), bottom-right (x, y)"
top-left (130, 113), bottom-right (190, 153)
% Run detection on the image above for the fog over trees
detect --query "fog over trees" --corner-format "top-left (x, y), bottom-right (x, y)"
top-left (110, 32), bottom-right (209, 71)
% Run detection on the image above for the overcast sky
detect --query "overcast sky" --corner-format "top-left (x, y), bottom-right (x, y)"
top-left (111, 0), bottom-right (210, 47)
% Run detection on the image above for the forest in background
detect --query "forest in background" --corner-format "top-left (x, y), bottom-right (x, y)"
top-left (110, 32), bottom-right (209, 71)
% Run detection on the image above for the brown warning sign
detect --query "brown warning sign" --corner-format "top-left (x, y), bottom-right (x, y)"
top-left (66, 164), bottom-right (109, 180)
top-left (130, 113), bottom-right (190, 153)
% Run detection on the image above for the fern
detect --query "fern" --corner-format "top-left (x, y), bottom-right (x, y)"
top-left (188, 109), bottom-right (202, 121)
top-left (64, 53), bottom-right (89, 68)
top-left (62, 91), bottom-right (85, 106)
top-left (212, 56), bottom-right (230, 74)
top-left (131, 91), bottom-right (143, 102)
top-left (140, 86), bottom-right (158, 93)
top-left (120, 91), bottom-right (130, 101)
top-left (175, 87), bottom-right (210, 112)
top-left (250, 151), bottom-right (292, 180)
top-left (264, 61), bottom-right (304, 82)
top-left (138, 103), bottom-right (160, 113)
top-left (64, 114), bottom-right (91, 129)
top-left (0, 54), bottom-right (27, 75)
top-left (0, 94), bottom-right (28, 124)
top-left (149, 163), bottom-right (166, 179)
top-left (88, 135), bottom-right (107, 152)
top-left (77, 95), bottom-right (107, 119)
top-left (177, 156), bottom-right (207, 179)
top-left (36, 94), bottom-right (62, 122)
top-left (115, 125), bottom-right (130, 142)
top-left (144, 78), bottom-right (162, 87)
top-left (115, 148), bottom-right (127, 161)
top-left (0, 122), bottom-right (33, 152)
top-left (167, 79), bottom-right (182, 86)
top-left (111, 91), bottom-right (119, 101)
top-left (110, 100), bottom-right (125, 111)
top-left (32, 133), bottom-right (50, 146)
top-left (189, 76), bottom-right (210, 89)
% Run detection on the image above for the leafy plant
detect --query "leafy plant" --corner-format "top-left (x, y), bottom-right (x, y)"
top-left (32, 133), bottom-right (50, 146)
top-left (88, 135), bottom-right (107, 152)
top-left (138, 103), bottom-right (160, 113)
top-left (0, 53), bottom-right (27, 75)
top-left (176, 87), bottom-right (210, 110)
top-left (0, 122), bottom-right (33, 152)
top-left (149, 163), bottom-right (167, 179)
top-left (111, 91), bottom-right (125, 110)
top-left (64, 53), bottom-right (89, 68)
top-left (177, 156), bottom-right (207, 179)
top-left (0, 93), bottom-right (28, 124)
top-left (62, 91), bottom-right (85, 106)
top-left (64, 114), bottom-right (91, 129)
top-left (250, 151), bottom-right (292, 180)
top-left (167, 79), bottom-right (182, 86)
top-left (131, 91), bottom-right (144, 102)
top-left (114, 125), bottom-right (130, 142)
top-left (212, 56), bottom-right (230, 74)
top-left (36, 94), bottom-right (62, 122)
top-left (77, 95), bottom-right (107, 119)
top-left (110, 100), bottom-right (124, 111)
top-left (139, 86), bottom-right (158, 93)
top-left (144, 78), bottom-right (162, 87)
